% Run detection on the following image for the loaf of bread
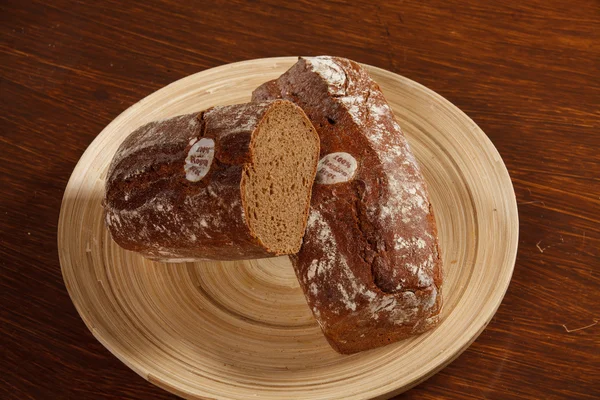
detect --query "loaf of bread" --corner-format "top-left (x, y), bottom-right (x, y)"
top-left (104, 100), bottom-right (320, 261)
top-left (253, 56), bottom-right (443, 353)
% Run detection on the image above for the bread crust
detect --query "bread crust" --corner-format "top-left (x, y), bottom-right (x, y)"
top-left (253, 56), bottom-right (443, 353)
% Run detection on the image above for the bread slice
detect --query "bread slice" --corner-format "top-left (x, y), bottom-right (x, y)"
top-left (104, 100), bottom-right (320, 261)
top-left (242, 102), bottom-right (320, 254)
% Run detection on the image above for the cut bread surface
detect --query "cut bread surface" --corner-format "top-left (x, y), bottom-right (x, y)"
top-left (242, 102), bottom-right (320, 254)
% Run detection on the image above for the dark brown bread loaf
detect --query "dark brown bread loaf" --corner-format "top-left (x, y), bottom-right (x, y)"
top-left (104, 100), bottom-right (320, 262)
top-left (253, 56), bottom-right (443, 353)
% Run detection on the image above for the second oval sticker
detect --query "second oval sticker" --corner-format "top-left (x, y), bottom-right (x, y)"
top-left (315, 152), bottom-right (358, 184)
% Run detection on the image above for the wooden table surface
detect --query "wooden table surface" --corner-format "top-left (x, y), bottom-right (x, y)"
top-left (1, 1), bottom-right (599, 399)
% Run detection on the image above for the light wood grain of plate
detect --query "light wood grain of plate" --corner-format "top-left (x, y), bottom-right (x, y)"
top-left (58, 57), bottom-right (518, 399)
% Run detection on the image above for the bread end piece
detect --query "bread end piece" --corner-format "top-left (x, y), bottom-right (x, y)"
top-left (104, 100), bottom-right (320, 261)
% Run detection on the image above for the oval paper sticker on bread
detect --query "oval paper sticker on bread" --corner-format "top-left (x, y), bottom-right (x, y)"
top-left (316, 152), bottom-right (358, 184)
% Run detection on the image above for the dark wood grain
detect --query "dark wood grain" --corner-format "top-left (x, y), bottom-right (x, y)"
top-left (1, 0), bottom-right (599, 398)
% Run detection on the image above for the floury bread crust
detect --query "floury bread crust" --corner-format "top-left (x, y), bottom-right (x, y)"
top-left (104, 100), bottom-right (320, 261)
top-left (253, 56), bottom-right (443, 353)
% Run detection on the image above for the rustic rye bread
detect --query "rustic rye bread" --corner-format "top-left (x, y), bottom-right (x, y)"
top-left (253, 56), bottom-right (443, 354)
top-left (104, 100), bottom-right (320, 261)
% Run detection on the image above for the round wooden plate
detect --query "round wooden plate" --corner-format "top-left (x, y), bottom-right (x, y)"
top-left (58, 57), bottom-right (518, 399)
